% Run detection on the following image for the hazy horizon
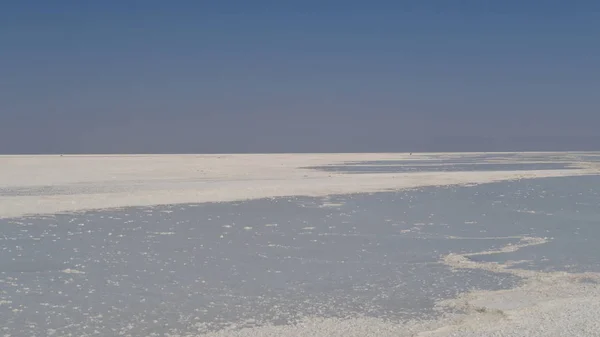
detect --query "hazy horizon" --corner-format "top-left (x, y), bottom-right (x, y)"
top-left (2, 136), bottom-right (600, 155)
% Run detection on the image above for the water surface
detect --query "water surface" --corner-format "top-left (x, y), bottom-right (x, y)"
top-left (2, 175), bottom-right (600, 336)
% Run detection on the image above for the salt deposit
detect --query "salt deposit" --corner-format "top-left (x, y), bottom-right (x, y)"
top-left (1, 152), bottom-right (598, 219)
top-left (2, 152), bottom-right (600, 336)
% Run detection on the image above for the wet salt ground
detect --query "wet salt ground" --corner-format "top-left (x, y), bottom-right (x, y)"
top-left (2, 176), bottom-right (600, 336)
top-left (304, 152), bottom-right (588, 173)
top-left (0, 200), bottom-right (517, 336)
top-left (461, 176), bottom-right (600, 273)
top-left (307, 162), bottom-right (574, 174)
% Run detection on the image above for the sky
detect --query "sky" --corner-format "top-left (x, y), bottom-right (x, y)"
top-left (1, 1), bottom-right (599, 153)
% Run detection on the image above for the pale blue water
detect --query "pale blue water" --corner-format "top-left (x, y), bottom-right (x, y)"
top-left (1, 175), bottom-right (600, 336)
top-left (305, 152), bottom-right (584, 173)
top-left (307, 162), bottom-right (573, 173)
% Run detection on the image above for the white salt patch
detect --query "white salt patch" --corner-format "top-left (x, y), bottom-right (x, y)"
top-left (1, 153), bottom-right (597, 219)
top-left (516, 209), bottom-right (538, 214)
top-left (319, 202), bottom-right (345, 208)
top-left (466, 236), bottom-right (548, 256)
top-left (427, 237), bottom-right (600, 336)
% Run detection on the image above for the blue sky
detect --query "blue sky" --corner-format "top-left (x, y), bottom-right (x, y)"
top-left (1, 1), bottom-right (599, 153)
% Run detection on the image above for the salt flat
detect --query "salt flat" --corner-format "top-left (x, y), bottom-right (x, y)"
top-left (1, 152), bottom-right (598, 219)
top-left (2, 152), bottom-right (600, 337)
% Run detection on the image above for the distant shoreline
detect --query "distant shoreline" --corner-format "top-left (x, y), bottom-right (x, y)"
top-left (2, 150), bottom-right (600, 157)
top-left (1, 152), bottom-right (598, 219)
